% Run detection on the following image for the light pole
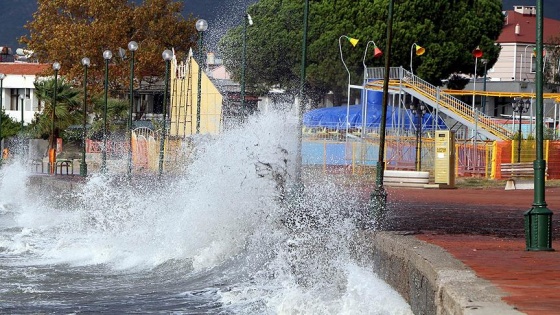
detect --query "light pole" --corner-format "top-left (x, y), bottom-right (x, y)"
top-left (472, 46), bottom-right (482, 140)
top-left (371, 0), bottom-right (395, 225)
top-left (80, 57), bottom-right (90, 177)
top-left (159, 49), bottom-right (173, 178)
top-left (471, 46), bottom-right (482, 173)
top-left (195, 19), bottom-right (208, 134)
top-left (101, 50), bottom-right (112, 173)
top-left (19, 94), bottom-right (24, 133)
top-left (0, 73), bottom-right (4, 164)
top-left (50, 62), bottom-right (60, 175)
top-left (524, 0), bottom-right (553, 251)
top-left (295, 0), bottom-right (309, 188)
top-left (240, 13), bottom-right (253, 118)
top-left (338, 35), bottom-right (359, 138)
top-left (361, 41), bottom-right (383, 138)
top-left (409, 43), bottom-right (425, 75)
top-left (512, 98), bottom-right (530, 163)
top-left (481, 58), bottom-right (488, 114)
top-left (127, 41), bottom-right (138, 176)
top-left (411, 102), bottom-right (426, 171)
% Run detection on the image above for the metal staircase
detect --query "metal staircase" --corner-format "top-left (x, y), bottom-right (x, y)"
top-left (365, 67), bottom-right (514, 141)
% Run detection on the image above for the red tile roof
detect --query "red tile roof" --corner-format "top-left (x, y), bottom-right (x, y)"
top-left (0, 63), bottom-right (50, 76)
top-left (497, 10), bottom-right (560, 44)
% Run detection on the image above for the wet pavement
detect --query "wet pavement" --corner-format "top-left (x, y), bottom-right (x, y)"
top-left (385, 186), bottom-right (560, 315)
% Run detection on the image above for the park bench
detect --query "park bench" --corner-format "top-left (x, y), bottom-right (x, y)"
top-left (500, 162), bottom-right (535, 179)
top-left (500, 162), bottom-right (548, 190)
top-left (383, 170), bottom-right (430, 187)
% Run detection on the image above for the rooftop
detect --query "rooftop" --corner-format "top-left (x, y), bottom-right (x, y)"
top-left (0, 62), bottom-right (50, 76)
top-left (498, 6), bottom-right (560, 44)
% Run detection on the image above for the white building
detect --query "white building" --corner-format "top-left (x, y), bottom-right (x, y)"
top-left (0, 62), bottom-right (49, 124)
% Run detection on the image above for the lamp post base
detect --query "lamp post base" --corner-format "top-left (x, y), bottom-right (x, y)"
top-left (80, 162), bottom-right (88, 177)
top-left (524, 206), bottom-right (554, 251)
top-left (369, 184), bottom-right (387, 230)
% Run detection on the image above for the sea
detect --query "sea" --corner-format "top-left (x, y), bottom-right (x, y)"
top-left (0, 110), bottom-right (412, 314)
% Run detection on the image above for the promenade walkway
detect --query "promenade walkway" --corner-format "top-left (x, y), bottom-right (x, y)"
top-left (386, 186), bottom-right (560, 315)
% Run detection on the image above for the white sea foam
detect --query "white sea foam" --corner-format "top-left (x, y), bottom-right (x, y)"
top-left (0, 110), bottom-right (412, 314)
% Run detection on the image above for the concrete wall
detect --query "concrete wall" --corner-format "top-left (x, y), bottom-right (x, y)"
top-left (355, 231), bottom-right (524, 315)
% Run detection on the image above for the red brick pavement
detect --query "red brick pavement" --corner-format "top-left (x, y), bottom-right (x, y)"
top-left (385, 187), bottom-right (560, 315)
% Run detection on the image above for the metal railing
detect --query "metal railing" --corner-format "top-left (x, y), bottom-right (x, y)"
top-left (365, 67), bottom-right (514, 140)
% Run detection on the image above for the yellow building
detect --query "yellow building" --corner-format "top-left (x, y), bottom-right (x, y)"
top-left (169, 49), bottom-right (223, 137)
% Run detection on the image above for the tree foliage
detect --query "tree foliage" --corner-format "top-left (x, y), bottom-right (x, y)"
top-left (21, 0), bottom-right (198, 94)
top-left (219, 0), bottom-right (504, 104)
top-left (0, 110), bottom-right (20, 140)
top-left (28, 78), bottom-right (81, 143)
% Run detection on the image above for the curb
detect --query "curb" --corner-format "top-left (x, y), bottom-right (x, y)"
top-left (355, 231), bottom-right (524, 315)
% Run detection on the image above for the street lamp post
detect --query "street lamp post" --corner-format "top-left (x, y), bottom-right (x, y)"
top-left (295, 0), bottom-right (309, 188)
top-left (362, 41), bottom-right (383, 138)
top-left (50, 62), bottom-right (60, 175)
top-left (127, 41), bottom-right (138, 176)
top-left (409, 43), bottom-right (425, 75)
top-left (481, 59), bottom-right (488, 114)
top-left (101, 50), bottom-right (112, 173)
top-left (159, 49), bottom-right (173, 178)
top-left (471, 46), bottom-right (482, 173)
top-left (0, 73), bottom-right (4, 164)
top-left (512, 98), bottom-right (530, 163)
top-left (370, 0), bottom-right (395, 226)
top-left (195, 19), bottom-right (208, 134)
top-left (80, 57), bottom-right (90, 177)
top-left (240, 13), bottom-right (253, 118)
top-left (411, 102), bottom-right (426, 171)
top-left (338, 35), bottom-right (359, 139)
top-left (19, 94), bottom-right (24, 133)
top-left (524, 0), bottom-right (553, 251)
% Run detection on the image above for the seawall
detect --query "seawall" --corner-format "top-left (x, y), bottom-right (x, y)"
top-left (355, 231), bottom-right (524, 315)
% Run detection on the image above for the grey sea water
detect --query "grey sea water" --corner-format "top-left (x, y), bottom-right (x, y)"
top-left (0, 111), bottom-right (412, 314)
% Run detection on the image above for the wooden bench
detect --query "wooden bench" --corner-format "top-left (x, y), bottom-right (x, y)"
top-left (383, 170), bottom-right (430, 187)
top-left (500, 162), bottom-right (535, 179)
top-left (500, 162), bottom-right (548, 190)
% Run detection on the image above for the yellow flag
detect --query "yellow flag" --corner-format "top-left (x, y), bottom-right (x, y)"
top-left (348, 37), bottom-right (359, 47)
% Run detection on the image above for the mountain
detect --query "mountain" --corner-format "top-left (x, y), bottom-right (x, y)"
top-left (1, 1), bottom-right (559, 57)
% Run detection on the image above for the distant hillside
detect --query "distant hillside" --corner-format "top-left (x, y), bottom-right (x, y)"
top-left (1, 1), bottom-right (558, 57)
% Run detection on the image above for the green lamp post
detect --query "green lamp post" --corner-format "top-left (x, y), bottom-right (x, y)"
top-left (294, 0), bottom-right (309, 188)
top-left (240, 13), bottom-right (253, 118)
top-left (19, 94), bottom-right (24, 133)
top-left (50, 62), bottom-right (60, 175)
top-left (127, 41), bottom-right (138, 176)
top-left (80, 57), bottom-right (90, 177)
top-left (512, 98), bottom-right (530, 163)
top-left (159, 49), bottom-right (173, 178)
top-left (524, 0), bottom-right (553, 251)
top-left (370, 0), bottom-right (394, 228)
top-left (195, 19), bottom-right (208, 134)
top-left (101, 50), bottom-right (112, 173)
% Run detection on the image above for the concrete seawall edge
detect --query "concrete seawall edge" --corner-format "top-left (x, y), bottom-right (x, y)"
top-left (355, 231), bottom-right (524, 315)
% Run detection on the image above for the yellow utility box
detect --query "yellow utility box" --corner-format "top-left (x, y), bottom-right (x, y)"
top-left (434, 130), bottom-right (455, 187)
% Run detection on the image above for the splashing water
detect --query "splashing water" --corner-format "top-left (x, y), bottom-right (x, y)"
top-left (0, 110), bottom-right (412, 314)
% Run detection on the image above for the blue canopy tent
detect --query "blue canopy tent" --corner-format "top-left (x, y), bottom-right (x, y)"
top-left (303, 90), bottom-right (447, 131)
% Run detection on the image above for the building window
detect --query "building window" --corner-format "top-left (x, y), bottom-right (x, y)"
top-left (10, 89), bottom-right (18, 110)
top-left (531, 55), bottom-right (536, 73)
top-left (10, 88), bottom-right (27, 111)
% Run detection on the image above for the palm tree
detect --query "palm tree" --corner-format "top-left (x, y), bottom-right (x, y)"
top-left (29, 78), bottom-right (81, 144)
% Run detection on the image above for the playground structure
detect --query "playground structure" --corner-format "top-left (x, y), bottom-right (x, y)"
top-left (302, 66), bottom-right (560, 180)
